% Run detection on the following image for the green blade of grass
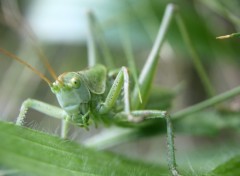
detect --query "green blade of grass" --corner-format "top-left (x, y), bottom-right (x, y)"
top-left (0, 121), bottom-right (168, 176)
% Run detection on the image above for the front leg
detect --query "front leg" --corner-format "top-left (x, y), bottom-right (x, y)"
top-left (99, 67), bottom-right (131, 115)
top-left (16, 98), bottom-right (69, 138)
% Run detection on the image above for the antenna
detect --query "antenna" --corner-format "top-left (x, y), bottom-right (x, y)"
top-left (33, 44), bottom-right (58, 81)
top-left (1, 0), bottom-right (58, 82)
top-left (0, 48), bottom-right (51, 85)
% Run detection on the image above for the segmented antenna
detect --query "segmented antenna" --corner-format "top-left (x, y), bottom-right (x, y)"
top-left (0, 48), bottom-right (51, 85)
top-left (34, 45), bottom-right (58, 82)
top-left (1, 0), bottom-right (58, 83)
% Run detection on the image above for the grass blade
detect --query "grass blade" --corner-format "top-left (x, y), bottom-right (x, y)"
top-left (0, 121), bottom-right (167, 176)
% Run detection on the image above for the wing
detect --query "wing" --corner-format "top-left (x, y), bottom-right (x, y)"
top-left (79, 64), bottom-right (107, 94)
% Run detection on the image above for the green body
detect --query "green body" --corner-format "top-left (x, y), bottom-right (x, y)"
top-left (14, 4), bottom-right (180, 176)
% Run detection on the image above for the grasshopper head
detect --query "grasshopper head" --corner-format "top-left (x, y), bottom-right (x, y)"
top-left (0, 48), bottom-right (90, 126)
top-left (51, 72), bottom-right (91, 125)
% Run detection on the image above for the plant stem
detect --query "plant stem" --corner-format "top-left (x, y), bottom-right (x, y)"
top-left (172, 85), bottom-right (240, 119)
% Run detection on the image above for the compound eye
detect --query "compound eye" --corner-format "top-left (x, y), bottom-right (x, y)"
top-left (70, 77), bottom-right (81, 88)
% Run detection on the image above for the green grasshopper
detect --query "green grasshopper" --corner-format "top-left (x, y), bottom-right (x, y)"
top-left (1, 4), bottom-right (181, 176)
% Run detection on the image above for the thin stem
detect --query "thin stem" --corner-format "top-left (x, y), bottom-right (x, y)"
top-left (172, 85), bottom-right (240, 119)
top-left (175, 13), bottom-right (215, 97)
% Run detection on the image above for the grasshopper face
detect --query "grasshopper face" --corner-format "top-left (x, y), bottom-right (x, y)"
top-left (49, 65), bottom-right (107, 126)
top-left (51, 72), bottom-right (91, 125)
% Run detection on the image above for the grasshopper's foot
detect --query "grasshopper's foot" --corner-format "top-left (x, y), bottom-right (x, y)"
top-left (16, 99), bottom-right (30, 126)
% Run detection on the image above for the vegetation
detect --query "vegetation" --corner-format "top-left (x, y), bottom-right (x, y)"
top-left (0, 0), bottom-right (240, 175)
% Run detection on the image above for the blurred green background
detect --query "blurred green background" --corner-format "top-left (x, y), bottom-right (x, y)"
top-left (0, 0), bottom-right (240, 175)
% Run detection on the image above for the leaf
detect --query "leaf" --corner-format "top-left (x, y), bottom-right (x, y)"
top-left (0, 121), bottom-right (168, 176)
top-left (207, 155), bottom-right (240, 176)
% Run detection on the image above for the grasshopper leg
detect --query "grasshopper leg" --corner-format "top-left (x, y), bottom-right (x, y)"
top-left (116, 110), bottom-right (179, 176)
top-left (16, 98), bottom-right (68, 137)
top-left (99, 66), bottom-right (131, 117)
top-left (86, 10), bottom-right (98, 67)
top-left (61, 120), bottom-right (71, 139)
